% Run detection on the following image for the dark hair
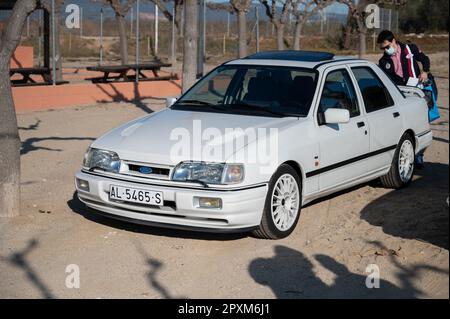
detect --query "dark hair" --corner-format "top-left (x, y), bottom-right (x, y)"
top-left (377, 30), bottom-right (395, 44)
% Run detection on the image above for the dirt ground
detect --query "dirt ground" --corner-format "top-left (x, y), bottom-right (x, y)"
top-left (0, 53), bottom-right (448, 299)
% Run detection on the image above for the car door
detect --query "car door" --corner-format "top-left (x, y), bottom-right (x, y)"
top-left (313, 67), bottom-right (370, 191)
top-left (350, 66), bottom-right (404, 173)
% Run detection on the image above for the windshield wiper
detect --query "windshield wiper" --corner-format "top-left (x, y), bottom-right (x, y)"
top-left (225, 103), bottom-right (298, 118)
top-left (174, 100), bottom-right (228, 112)
top-left (175, 99), bottom-right (214, 106)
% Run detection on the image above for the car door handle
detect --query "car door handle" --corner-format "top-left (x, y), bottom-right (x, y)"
top-left (393, 112), bottom-right (400, 118)
top-left (357, 122), bottom-right (365, 128)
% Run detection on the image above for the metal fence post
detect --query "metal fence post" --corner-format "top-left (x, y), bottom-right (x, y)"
top-left (136, 0), bottom-right (140, 83)
top-left (255, 6), bottom-right (260, 53)
top-left (171, 6), bottom-right (176, 64)
top-left (154, 4), bottom-right (159, 56)
top-left (100, 8), bottom-right (104, 65)
top-left (38, 9), bottom-right (42, 67)
top-left (51, 0), bottom-right (56, 85)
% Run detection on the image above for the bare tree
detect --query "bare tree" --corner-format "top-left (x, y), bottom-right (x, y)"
top-left (149, 0), bottom-right (184, 65)
top-left (182, 0), bottom-right (198, 92)
top-left (342, 10), bottom-right (355, 50)
top-left (0, 0), bottom-right (42, 217)
top-left (230, 0), bottom-right (252, 57)
top-left (337, 0), bottom-right (371, 58)
top-left (41, 0), bottom-right (64, 81)
top-left (338, 0), bottom-right (406, 57)
top-left (291, 0), bottom-right (333, 50)
top-left (99, 0), bottom-right (137, 64)
top-left (260, 0), bottom-right (292, 50)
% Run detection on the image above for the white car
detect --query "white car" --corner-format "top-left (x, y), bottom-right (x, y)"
top-left (75, 51), bottom-right (432, 239)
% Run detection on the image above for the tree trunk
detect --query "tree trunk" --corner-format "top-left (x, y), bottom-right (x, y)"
top-left (0, 0), bottom-right (39, 217)
top-left (116, 14), bottom-right (128, 64)
top-left (344, 25), bottom-right (352, 50)
top-left (343, 13), bottom-right (353, 50)
top-left (293, 21), bottom-right (304, 50)
top-left (358, 30), bottom-right (367, 58)
top-left (43, 1), bottom-right (63, 81)
top-left (0, 62), bottom-right (21, 218)
top-left (182, 0), bottom-right (198, 93)
top-left (276, 24), bottom-right (284, 50)
top-left (237, 10), bottom-right (247, 58)
top-left (357, 17), bottom-right (367, 58)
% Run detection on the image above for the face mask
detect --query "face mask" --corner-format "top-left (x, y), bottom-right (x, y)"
top-left (385, 46), bottom-right (395, 56)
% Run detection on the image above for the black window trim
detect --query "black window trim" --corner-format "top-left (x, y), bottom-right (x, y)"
top-left (172, 64), bottom-right (320, 117)
top-left (316, 67), bottom-right (361, 126)
top-left (350, 66), bottom-right (396, 114)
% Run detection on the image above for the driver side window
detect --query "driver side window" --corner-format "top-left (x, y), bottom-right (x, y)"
top-left (318, 69), bottom-right (360, 118)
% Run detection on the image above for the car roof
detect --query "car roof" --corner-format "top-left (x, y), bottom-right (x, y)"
top-left (225, 50), bottom-right (369, 70)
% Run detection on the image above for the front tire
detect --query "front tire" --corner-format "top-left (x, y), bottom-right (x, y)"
top-left (380, 133), bottom-right (415, 189)
top-left (252, 164), bottom-right (302, 239)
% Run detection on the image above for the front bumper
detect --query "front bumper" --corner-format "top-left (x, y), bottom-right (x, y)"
top-left (74, 170), bottom-right (268, 232)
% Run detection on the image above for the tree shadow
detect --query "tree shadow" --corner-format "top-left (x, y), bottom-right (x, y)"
top-left (21, 136), bottom-right (95, 155)
top-left (367, 240), bottom-right (448, 296)
top-left (248, 245), bottom-right (446, 299)
top-left (132, 239), bottom-right (184, 299)
top-left (0, 239), bottom-right (55, 299)
top-left (360, 162), bottom-right (449, 250)
top-left (67, 192), bottom-right (247, 241)
top-left (95, 82), bottom-right (168, 114)
top-left (18, 119), bottom-right (41, 131)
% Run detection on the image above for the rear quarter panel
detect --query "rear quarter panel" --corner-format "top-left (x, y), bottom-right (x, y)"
top-left (398, 95), bottom-right (431, 140)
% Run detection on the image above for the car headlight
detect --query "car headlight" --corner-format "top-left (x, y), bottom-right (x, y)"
top-left (172, 162), bottom-right (244, 185)
top-left (83, 148), bottom-right (121, 173)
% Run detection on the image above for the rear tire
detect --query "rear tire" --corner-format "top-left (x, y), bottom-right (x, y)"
top-left (252, 164), bottom-right (302, 239)
top-left (380, 133), bottom-right (415, 189)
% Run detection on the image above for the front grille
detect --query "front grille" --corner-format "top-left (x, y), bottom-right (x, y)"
top-left (128, 164), bottom-right (170, 176)
top-left (121, 161), bottom-right (173, 180)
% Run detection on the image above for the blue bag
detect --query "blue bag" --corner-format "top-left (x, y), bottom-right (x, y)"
top-left (422, 82), bottom-right (440, 123)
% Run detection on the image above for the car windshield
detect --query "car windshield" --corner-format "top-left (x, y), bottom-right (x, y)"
top-left (172, 65), bottom-right (318, 117)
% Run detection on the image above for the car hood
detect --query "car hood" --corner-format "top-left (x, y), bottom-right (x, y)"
top-left (91, 108), bottom-right (301, 165)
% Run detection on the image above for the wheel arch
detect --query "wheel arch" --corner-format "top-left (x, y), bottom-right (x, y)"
top-left (281, 160), bottom-right (305, 194)
top-left (403, 129), bottom-right (416, 150)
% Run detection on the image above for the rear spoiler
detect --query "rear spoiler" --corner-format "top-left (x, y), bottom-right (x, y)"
top-left (398, 85), bottom-right (425, 98)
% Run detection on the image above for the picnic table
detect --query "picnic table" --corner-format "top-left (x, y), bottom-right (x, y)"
top-left (85, 62), bottom-right (177, 83)
top-left (10, 67), bottom-right (69, 87)
top-left (10, 67), bottom-right (51, 86)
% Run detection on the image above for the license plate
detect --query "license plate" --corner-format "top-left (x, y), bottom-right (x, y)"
top-left (109, 185), bottom-right (163, 206)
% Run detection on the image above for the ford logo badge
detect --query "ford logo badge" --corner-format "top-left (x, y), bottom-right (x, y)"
top-left (139, 166), bottom-right (153, 174)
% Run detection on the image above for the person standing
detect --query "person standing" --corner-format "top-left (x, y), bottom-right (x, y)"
top-left (377, 30), bottom-right (431, 86)
top-left (377, 30), bottom-right (434, 169)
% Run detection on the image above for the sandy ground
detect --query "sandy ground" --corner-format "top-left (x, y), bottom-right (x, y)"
top-left (0, 53), bottom-right (448, 299)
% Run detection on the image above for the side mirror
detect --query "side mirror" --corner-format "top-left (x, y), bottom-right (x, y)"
top-left (166, 97), bottom-right (177, 108)
top-left (323, 108), bottom-right (350, 124)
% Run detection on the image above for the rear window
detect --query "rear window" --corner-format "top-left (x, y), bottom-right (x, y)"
top-left (352, 67), bottom-right (394, 113)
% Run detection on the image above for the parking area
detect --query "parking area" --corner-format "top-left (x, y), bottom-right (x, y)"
top-left (0, 53), bottom-right (448, 299)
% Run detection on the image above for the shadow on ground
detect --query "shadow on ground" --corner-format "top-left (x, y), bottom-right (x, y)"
top-left (67, 192), bottom-right (248, 241)
top-left (249, 245), bottom-right (448, 299)
top-left (95, 82), bottom-right (167, 114)
top-left (21, 136), bottom-right (95, 155)
top-left (0, 239), bottom-right (55, 299)
top-left (132, 239), bottom-right (186, 298)
top-left (360, 162), bottom-right (449, 250)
